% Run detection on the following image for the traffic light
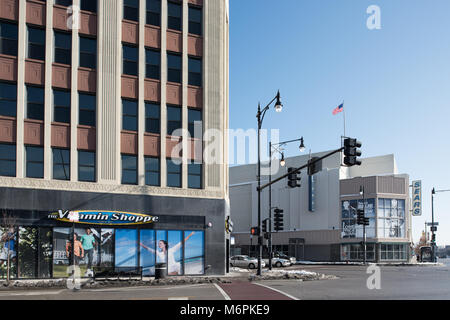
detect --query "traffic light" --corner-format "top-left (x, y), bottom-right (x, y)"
top-left (274, 208), bottom-right (284, 232)
top-left (308, 157), bottom-right (322, 176)
top-left (344, 138), bottom-right (362, 166)
top-left (250, 227), bottom-right (259, 236)
top-left (288, 167), bottom-right (301, 188)
top-left (356, 209), bottom-right (365, 225)
top-left (262, 219), bottom-right (268, 233)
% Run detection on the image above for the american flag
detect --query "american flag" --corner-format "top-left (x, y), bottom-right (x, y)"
top-left (332, 103), bottom-right (344, 115)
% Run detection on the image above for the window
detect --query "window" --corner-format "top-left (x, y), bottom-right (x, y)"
top-left (341, 199), bottom-right (376, 239)
top-left (188, 161), bottom-right (202, 189)
top-left (188, 108), bottom-right (202, 138)
top-left (53, 90), bottom-right (71, 123)
top-left (81, 0), bottom-right (97, 13)
top-left (188, 6), bottom-right (202, 35)
top-left (167, 105), bottom-right (181, 136)
top-left (27, 26), bottom-right (45, 61)
top-left (124, 0), bottom-right (139, 22)
top-left (145, 157), bottom-right (160, 186)
top-left (55, 0), bottom-right (72, 6)
top-left (167, 158), bottom-right (181, 188)
top-left (377, 199), bottom-right (406, 238)
top-left (79, 36), bottom-right (97, 69)
top-left (145, 49), bottom-right (160, 80)
top-left (146, 0), bottom-right (161, 26)
top-left (145, 102), bottom-right (160, 134)
top-left (78, 151), bottom-right (96, 182)
top-left (122, 99), bottom-right (138, 131)
top-left (54, 32), bottom-right (72, 65)
top-left (188, 57), bottom-right (202, 86)
top-left (79, 93), bottom-right (96, 126)
top-left (168, 1), bottom-right (182, 31)
top-left (0, 21), bottom-right (18, 56)
top-left (380, 244), bottom-right (407, 261)
top-left (53, 148), bottom-right (70, 180)
top-left (0, 82), bottom-right (17, 117)
top-left (0, 144), bottom-right (16, 177)
top-left (122, 155), bottom-right (137, 185)
top-left (26, 86), bottom-right (44, 121)
top-left (123, 45), bottom-right (138, 76)
top-left (341, 244), bottom-right (376, 262)
top-left (167, 53), bottom-right (181, 83)
top-left (26, 146), bottom-right (44, 179)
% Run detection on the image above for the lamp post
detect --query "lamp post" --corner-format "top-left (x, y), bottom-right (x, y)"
top-left (431, 188), bottom-right (450, 262)
top-left (360, 186), bottom-right (367, 265)
top-left (256, 91), bottom-right (283, 276)
top-left (268, 137), bottom-right (305, 270)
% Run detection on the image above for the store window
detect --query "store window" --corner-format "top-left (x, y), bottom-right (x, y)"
top-left (124, 0), bottom-right (139, 22)
top-left (0, 144), bottom-right (16, 177)
top-left (168, 231), bottom-right (184, 276)
top-left (0, 226), bottom-right (17, 279)
top-left (26, 146), bottom-right (44, 179)
top-left (100, 229), bottom-right (114, 267)
top-left (380, 243), bottom-right (407, 261)
top-left (0, 21), bottom-right (18, 56)
top-left (53, 89), bottom-right (71, 123)
top-left (38, 227), bottom-right (53, 278)
top-left (79, 93), bottom-right (96, 126)
top-left (168, 1), bottom-right (182, 31)
top-left (18, 227), bottom-right (38, 278)
top-left (79, 36), bottom-right (97, 69)
top-left (146, 0), bottom-right (161, 26)
top-left (145, 48), bottom-right (160, 80)
top-left (145, 102), bottom-right (160, 134)
top-left (156, 230), bottom-right (167, 264)
top-left (54, 31), bottom-right (72, 65)
top-left (188, 6), bottom-right (202, 36)
top-left (26, 86), bottom-right (44, 121)
top-left (27, 26), bottom-right (45, 61)
top-left (140, 229), bottom-right (156, 276)
top-left (78, 151), bottom-right (96, 182)
top-left (115, 229), bottom-right (138, 267)
top-left (52, 228), bottom-right (71, 278)
top-left (74, 228), bottom-right (100, 275)
top-left (341, 244), bottom-right (376, 262)
top-left (341, 199), bottom-right (376, 239)
top-left (53, 148), bottom-right (70, 181)
top-left (378, 199), bottom-right (406, 238)
top-left (145, 157), bottom-right (160, 186)
top-left (0, 82), bottom-right (17, 117)
top-left (184, 231), bottom-right (204, 275)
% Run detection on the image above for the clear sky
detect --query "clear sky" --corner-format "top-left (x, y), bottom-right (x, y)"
top-left (229, 0), bottom-right (450, 246)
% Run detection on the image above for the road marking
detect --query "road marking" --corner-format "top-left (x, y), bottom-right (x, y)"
top-left (168, 297), bottom-right (189, 300)
top-left (253, 283), bottom-right (300, 300)
top-left (214, 283), bottom-right (231, 300)
top-left (0, 289), bottom-right (65, 297)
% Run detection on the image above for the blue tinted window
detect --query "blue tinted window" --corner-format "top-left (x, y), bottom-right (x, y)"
top-left (167, 158), bottom-right (181, 188)
top-left (145, 103), bottom-right (160, 134)
top-left (79, 93), bottom-right (96, 126)
top-left (53, 148), bottom-right (70, 180)
top-left (0, 82), bottom-right (17, 117)
top-left (78, 151), bottom-right (95, 182)
top-left (26, 146), bottom-right (44, 179)
top-left (145, 157), bottom-right (160, 186)
top-left (122, 99), bottom-right (138, 131)
top-left (122, 155), bottom-right (137, 185)
top-left (26, 86), bottom-right (44, 120)
top-left (53, 90), bottom-right (71, 123)
top-left (0, 22), bottom-right (18, 56)
top-left (0, 144), bottom-right (16, 177)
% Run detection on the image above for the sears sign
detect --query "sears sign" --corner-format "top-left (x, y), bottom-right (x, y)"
top-left (412, 180), bottom-right (422, 216)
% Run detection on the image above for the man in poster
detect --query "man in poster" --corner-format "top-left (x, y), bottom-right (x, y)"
top-left (80, 228), bottom-right (96, 276)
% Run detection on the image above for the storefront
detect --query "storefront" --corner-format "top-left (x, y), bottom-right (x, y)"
top-left (0, 187), bottom-right (227, 279)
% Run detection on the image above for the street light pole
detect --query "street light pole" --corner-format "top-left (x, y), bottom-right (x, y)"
top-left (430, 188), bottom-right (450, 262)
top-left (256, 92), bottom-right (283, 276)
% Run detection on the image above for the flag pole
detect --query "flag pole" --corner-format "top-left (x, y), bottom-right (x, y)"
top-left (343, 100), bottom-right (346, 137)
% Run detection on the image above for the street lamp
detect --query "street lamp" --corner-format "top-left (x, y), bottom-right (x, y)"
top-left (431, 187), bottom-right (450, 262)
top-left (267, 137), bottom-right (306, 270)
top-left (256, 90), bottom-right (284, 276)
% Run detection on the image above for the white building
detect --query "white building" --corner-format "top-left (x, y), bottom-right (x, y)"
top-left (229, 151), bottom-right (413, 262)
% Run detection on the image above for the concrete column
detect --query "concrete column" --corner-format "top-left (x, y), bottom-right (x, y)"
top-left (138, 0), bottom-right (146, 186)
top-left (181, 0), bottom-right (188, 189)
top-left (16, 0), bottom-right (26, 178)
top-left (160, 0), bottom-right (168, 187)
top-left (43, 0), bottom-right (54, 180)
top-left (70, 0), bottom-right (80, 182)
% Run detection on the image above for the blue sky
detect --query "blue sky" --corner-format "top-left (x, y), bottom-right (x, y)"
top-left (229, 0), bottom-right (450, 245)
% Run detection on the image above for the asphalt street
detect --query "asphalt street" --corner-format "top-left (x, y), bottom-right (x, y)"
top-left (0, 261), bottom-right (448, 300)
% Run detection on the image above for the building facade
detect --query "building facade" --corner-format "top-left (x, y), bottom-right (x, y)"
top-left (0, 0), bottom-right (229, 279)
top-left (230, 152), bottom-right (413, 263)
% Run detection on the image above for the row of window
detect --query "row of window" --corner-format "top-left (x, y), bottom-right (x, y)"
top-left (0, 144), bottom-right (202, 189)
top-left (123, 0), bottom-right (203, 36)
top-left (1, 82), bottom-right (203, 136)
top-left (0, 22), bottom-right (97, 69)
top-left (123, 46), bottom-right (202, 87)
top-left (123, 99), bottom-right (202, 137)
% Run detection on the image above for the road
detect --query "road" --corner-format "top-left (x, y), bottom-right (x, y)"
top-left (0, 262), bottom-right (449, 300)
